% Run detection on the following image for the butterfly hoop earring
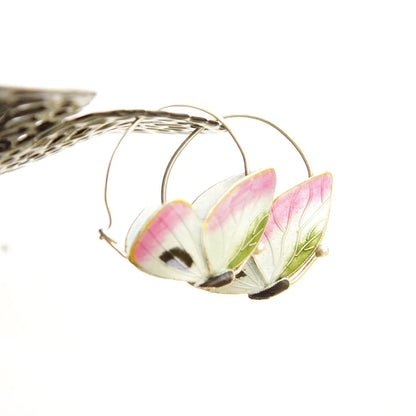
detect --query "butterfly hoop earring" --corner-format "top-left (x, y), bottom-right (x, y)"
top-left (99, 105), bottom-right (333, 300)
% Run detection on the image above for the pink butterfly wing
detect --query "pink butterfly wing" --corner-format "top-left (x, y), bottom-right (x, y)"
top-left (202, 168), bottom-right (276, 275)
top-left (209, 173), bottom-right (333, 295)
top-left (260, 172), bottom-right (333, 281)
top-left (126, 200), bottom-right (209, 283)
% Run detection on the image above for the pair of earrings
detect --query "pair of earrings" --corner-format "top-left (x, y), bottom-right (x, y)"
top-left (99, 105), bottom-right (332, 300)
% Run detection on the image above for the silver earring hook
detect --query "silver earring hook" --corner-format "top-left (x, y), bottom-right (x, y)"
top-left (160, 127), bottom-right (204, 204)
top-left (99, 117), bottom-right (143, 258)
top-left (103, 117), bottom-right (143, 230)
top-left (160, 111), bottom-right (313, 204)
top-left (224, 114), bottom-right (313, 178)
top-left (158, 105), bottom-right (249, 204)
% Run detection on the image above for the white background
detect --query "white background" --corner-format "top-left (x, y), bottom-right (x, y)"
top-left (1, 1), bottom-right (415, 415)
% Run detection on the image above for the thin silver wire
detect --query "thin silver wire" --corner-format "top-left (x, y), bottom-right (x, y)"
top-left (160, 111), bottom-right (313, 203)
top-left (159, 105), bottom-right (249, 174)
top-left (103, 117), bottom-right (143, 229)
top-left (99, 117), bottom-right (143, 258)
top-left (224, 114), bottom-right (313, 178)
top-left (158, 105), bottom-right (249, 204)
top-left (160, 127), bottom-right (204, 203)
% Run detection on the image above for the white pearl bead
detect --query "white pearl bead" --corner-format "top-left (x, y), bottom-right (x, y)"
top-left (316, 244), bottom-right (329, 257)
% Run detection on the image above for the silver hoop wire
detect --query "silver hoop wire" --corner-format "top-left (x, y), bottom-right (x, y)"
top-left (160, 112), bottom-right (313, 203)
top-left (103, 117), bottom-right (143, 230)
top-left (158, 105), bottom-right (249, 204)
top-left (99, 118), bottom-right (143, 259)
top-left (224, 114), bottom-right (313, 178)
top-left (160, 127), bottom-right (204, 204)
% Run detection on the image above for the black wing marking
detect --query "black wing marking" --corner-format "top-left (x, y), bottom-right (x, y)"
top-left (248, 279), bottom-right (290, 300)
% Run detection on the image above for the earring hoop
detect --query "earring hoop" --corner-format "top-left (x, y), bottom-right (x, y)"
top-left (160, 110), bottom-right (313, 204)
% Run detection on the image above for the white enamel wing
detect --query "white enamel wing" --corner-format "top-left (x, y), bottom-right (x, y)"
top-left (202, 173), bottom-right (333, 298)
top-left (125, 168), bottom-right (276, 288)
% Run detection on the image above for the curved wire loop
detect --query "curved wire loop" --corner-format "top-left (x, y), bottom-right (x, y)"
top-left (158, 105), bottom-right (250, 204)
top-left (224, 114), bottom-right (313, 178)
top-left (160, 111), bottom-right (313, 202)
top-left (160, 127), bottom-right (203, 203)
top-left (99, 117), bottom-right (143, 258)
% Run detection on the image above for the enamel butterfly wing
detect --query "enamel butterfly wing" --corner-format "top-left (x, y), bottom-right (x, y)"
top-left (125, 169), bottom-right (276, 288)
top-left (201, 172), bottom-right (333, 299)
